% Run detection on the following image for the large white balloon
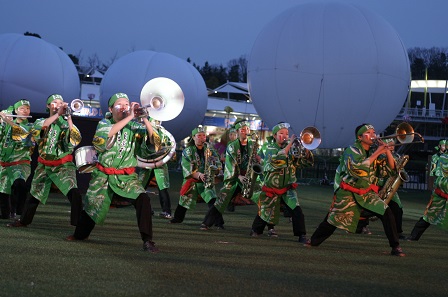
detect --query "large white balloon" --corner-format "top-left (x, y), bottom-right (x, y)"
top-left (248, 2), bottom-right (410, 148)
top-left (0, 33), bottom-right (80, 113)
top-left (100, 50), bottom-right (207, 140)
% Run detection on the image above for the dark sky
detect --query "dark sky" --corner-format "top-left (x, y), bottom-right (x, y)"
top-left (1, 0), bottom-right (447, 66)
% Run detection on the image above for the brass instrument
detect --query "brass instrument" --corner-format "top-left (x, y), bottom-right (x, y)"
top-left (291, 126), bottom-right (321, 157)
top-left (136, 77), bottom-right (185, 169)
top-left (203, 142), bottom-right (218, 188)
top-left (58, 99), bottom-right (84, 118)
top-left (241, 133), bottom-right (263, 199)
top-left (378, 154), bottom-right (409, 204)
top-left (374, 122), bottom-right (424, 146)
top-left (139, 77), bottom-right (185, 121)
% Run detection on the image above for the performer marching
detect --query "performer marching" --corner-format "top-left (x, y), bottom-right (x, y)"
top-left (67, 93), bottom-right (159, 253)
top-left (170, 125), bottom-right (222, 226)
top-left (306, 123), bottom-right (405, 257)
top-left (0, 100), bottom-right (34, 219)
top-left (7, 94), bottom-right (83, 228)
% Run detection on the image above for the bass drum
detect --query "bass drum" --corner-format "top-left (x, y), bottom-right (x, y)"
top-left (74, 146), bottom-right (98, 173)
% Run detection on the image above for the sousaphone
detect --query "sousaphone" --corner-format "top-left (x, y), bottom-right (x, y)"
top-left (136, 77), bottom-right (185, 169)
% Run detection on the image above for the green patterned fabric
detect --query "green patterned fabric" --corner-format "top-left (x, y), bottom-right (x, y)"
top-left (83, 118), bottom-right (154, 224)
top-left (214, 139), bottom-right (255, 213)
top-left (327, 141), bottom-right (393, 233)
top-left (423, 153), bottom-right (448, 229)
top-left (430, 152), bottom-right (444, 177)
top-left (0, 119), bottom-right (34, 194)
top-left (256, 140), bottom-right (314, 225)
top-left (178, 143), bottom-right (221, 209)
top-left (29, 117), bottom-right (81, 202)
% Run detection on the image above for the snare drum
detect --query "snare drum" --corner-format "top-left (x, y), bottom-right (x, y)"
top-left (74, 146), bottom-right (98, 173)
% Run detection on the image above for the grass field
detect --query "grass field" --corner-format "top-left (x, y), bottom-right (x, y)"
top-left (1, 171), bottom-right (447, 297)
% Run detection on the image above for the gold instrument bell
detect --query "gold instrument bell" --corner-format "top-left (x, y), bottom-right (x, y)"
top-left (139, 77), bottom-right (185, 121)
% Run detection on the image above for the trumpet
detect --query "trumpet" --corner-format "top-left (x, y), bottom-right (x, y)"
top-left (373, 122), bottom-right (424, 146)
top-left (290, 126), bottom-right (321, 157)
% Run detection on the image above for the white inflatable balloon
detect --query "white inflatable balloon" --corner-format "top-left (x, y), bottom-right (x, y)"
top-left (0, 33), bottom-right (80, 113)
top-left (100, 50), bottom-right (208, 140)
top-left (248, 1), bottom-right (410, 148)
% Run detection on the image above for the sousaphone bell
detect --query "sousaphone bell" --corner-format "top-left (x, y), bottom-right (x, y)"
top-left (137, 77), bottom-right (185, 168)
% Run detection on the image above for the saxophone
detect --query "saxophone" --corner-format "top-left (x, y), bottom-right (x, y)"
top-left (203, 142), bottom-right (218, 188)
top-left (241, 133), bottom-right (263, 199)
top-left (378, 154), bottom-right (410, 204)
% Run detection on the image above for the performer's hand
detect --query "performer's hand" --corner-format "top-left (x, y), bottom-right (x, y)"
top-left (238, 175), bottom-right (248, 184)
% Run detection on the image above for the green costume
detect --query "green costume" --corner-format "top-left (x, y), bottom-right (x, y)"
top-left (83, 118), bottom-right (155, 224)
top-left (430, 140), bottom-right (446, 177)
top-left (29, 117), bottom-right (81, 203)
top-left (178, 143), bottom-right (221, 210)
top-left (422, 153), bottom-right (448, 228)
top-left (214, 138), bottom-right (256, 213)
top-left (136, 125), bottom-right (171, 190)
top-left (327, 140), bottom-right (394, 233)
top-left (0, 119), bottom-right (33, 195)
top-left (255, 137), bottom-right (314, 225)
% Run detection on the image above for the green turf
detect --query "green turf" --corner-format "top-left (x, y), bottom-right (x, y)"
top-left (1, 171), bottom-right (447, 297)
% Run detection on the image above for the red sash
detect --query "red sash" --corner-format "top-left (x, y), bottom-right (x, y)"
top-left (340, 181), bottom-right (379, 195)
top-left (180, 177), bottom-right (201, 196)
top-left (435, 188), bottom-right (448, 200)
top-left (96, 163), bottom-right (135, 175)
top-left (262, 183), bottom-right (298, 198)
top-left (0, 160), bottom-right (31, 167)
top-left (38, 155), bottom-right (73, 166)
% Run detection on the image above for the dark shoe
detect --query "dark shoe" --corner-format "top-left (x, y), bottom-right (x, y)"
top-left (398, 233), bottom-right (407, 240)
top-left (169, 218), bottom-right (182, 224)
top-left (215, 225), bottom-right (225, 230)
top-left (406, 236), bottom-right (418, 242)
top-left (65, 234), bottom-right (87, 241)
top-left (7, 220), bottom-right (27, 227)
top-left (200, 223), bottom-right (210, 231)
top-left (143, 241), bottom-right (159, 253)
top-left (267, 229), bottom-right (278, 238)
top-left (298, 235), bottom-right (308, 244)
top-left (391, 246), bottom-right (406, 257)
top-left (361, 226), bottom-right (372, 235)
top-left (303, 239), bottom-right (312, 247)
top-left (250, 230), bottom-right (261, 237)
top-left (159, 212), bottom-right (172, 219)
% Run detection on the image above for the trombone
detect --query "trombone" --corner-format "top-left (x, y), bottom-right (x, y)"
top-left (374, 122), bottom-right (424, 146)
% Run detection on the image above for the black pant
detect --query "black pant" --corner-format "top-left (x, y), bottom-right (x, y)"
top-left (74, 192), bottom-right (154, 242)
top-left (409, 217), bottom-right (431, 240)
top-left (159, 188), bottom-right (171, 214)
top-left (0, 178), bottom-right (28, 218)
top-left (144, 170), bottom-right (171, 214)
top-left (252, 205), bottom-right (306, 236)
top-left (311, 207), bottom-right (400, 248)
top-left (19, 188), bottom-right (82, 226)
top-left (202, 204), bottom-right (224, 227)
top-left (0, 193), bottom-right (10, 219)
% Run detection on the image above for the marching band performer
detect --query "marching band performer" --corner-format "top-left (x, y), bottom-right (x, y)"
top-left (7, 94), bottom-right (83, 228)
top-left (170, 125), bottom-right (222, 225)
top-left (67, 93), bottom-right (159, 253)
top-left (137, 119), bottom-right (173, 219)
top-left (250, 122), bottom-right (313, 243)
top-left (0, 100), bottom-right (34, 219)
top-left (407, 142), bottom-right (448, 241)
top-left (306, 123), bottom-right (406, 257)
top-left (201, 119), bottom-right (259, 230)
